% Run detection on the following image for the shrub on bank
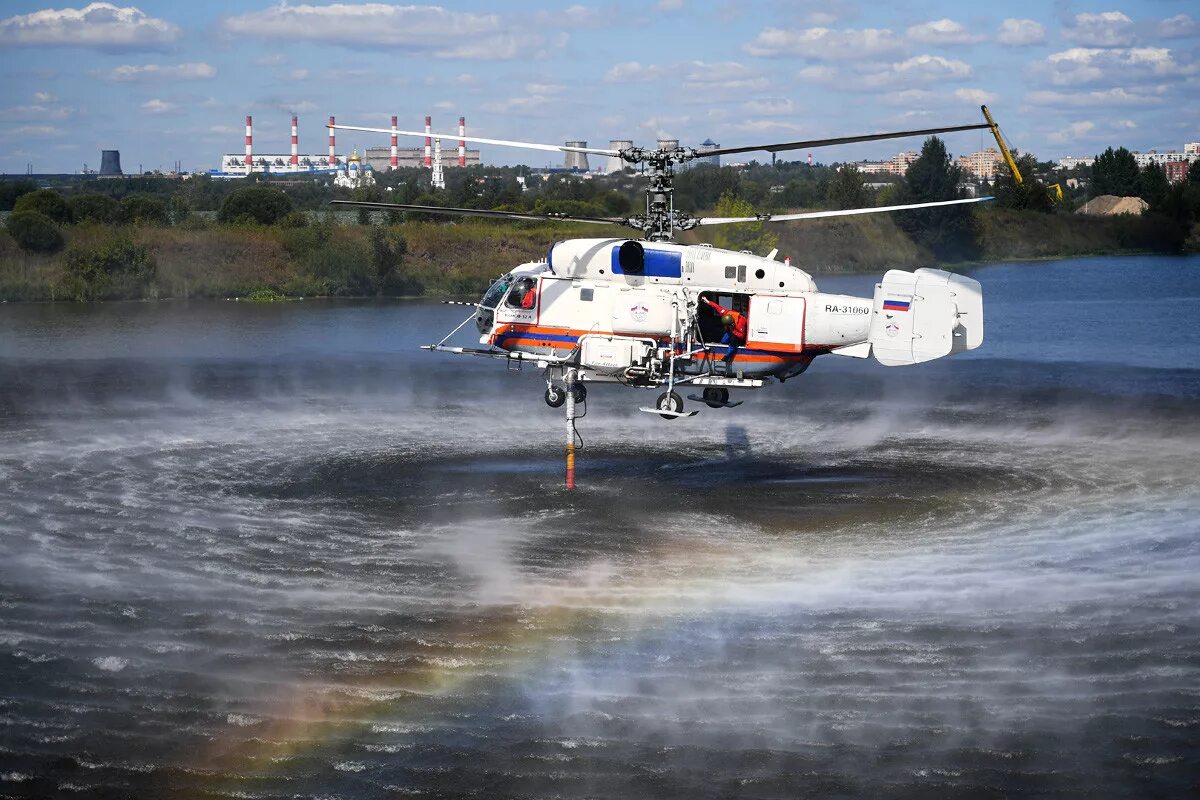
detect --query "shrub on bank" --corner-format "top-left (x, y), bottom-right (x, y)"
top-left (14, 189), bottom-right (71, 224)
top-left (59, 236), bottom-right (155, 301)
top-left (68, 193), bottom-right (124, 224)
top-left (218, 186), bottom-right (294, 225)
top-left (6, 210), bottom-right (65, 253)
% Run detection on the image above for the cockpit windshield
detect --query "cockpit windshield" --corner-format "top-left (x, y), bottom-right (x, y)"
top-left (480, 274), bottom-right (512, 309)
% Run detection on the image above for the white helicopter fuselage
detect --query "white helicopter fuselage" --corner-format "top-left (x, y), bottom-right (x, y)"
top-left (477, 238), bottom-right (983, 387)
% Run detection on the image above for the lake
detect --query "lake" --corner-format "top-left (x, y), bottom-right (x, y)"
top-left (1, 254), bottom-right (1197, 798)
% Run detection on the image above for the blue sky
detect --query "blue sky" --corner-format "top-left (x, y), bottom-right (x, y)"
top-left (0, 1), bottom-right (1197, 173)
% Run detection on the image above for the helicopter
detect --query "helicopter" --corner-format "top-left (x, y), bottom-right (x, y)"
top-left (329, 109), bottom-right (999, 422)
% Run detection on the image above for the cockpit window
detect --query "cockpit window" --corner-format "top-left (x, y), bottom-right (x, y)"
top-left (505, 277), bottom-right (538, 310)
top-left (480, 275), bottom-right (511, 309)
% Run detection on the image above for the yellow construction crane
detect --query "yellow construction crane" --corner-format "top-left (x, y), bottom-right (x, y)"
top-left (981, 105), bottom-right (1063, 202)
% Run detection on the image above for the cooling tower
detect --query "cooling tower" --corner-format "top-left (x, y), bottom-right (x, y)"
top-left (99, 150), bottom-right (122, 176)
top-left (656, 138), bottom-right (680, 152)
top-left (564, 141), bottom-right (589, 171)
top-left (605, 139), bottom-right (633, 174)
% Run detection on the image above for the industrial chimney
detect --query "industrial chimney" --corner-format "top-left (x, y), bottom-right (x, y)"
top-left (458, 117), bottom-right (466, 167)
top-left (328, 115), bottom-right (337, 165)
top-left (245, 116), bottom-right (253, 168)
top-left (99, 149), bottom-right (122, 176)
top-left (290, 116), bottom-right (299, 166)
top-left (424, 115), bottom-right (432, 169)
top-left (390, 115), bottom-right (399, 169)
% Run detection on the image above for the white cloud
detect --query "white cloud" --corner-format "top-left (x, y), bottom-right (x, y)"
top-left (222, 4), bottom-right (538, 60)
top-left (1159, 14), bottom-right (1199, 39)
top-left (741, 97), bottom-right (796, 116)
top-left (1063, 11), bottom-right (1136, 47)
top-left (33, 92), bottom-right (58, 102)
top-left (605, 61), bottom-right (664, 82)
top-left (140, 98), bottom-right (177, 114)
top-left (1036, 47), bottom-right (1196, 86)
top-left (906, 19), bottom-right (984, 46)
top-left (658, 0), bottom-right (684, 10)
top-left (953, 88), bottom-right (997, 104)
top-left (525, 82), bottom-right (565, 95)
top-left (208, 125), bottom-right (240, 136)
top-left (793, 54), bottom-right (971, 93)
top-left (0, 3), bottom-right (178, 50)
top-left (289, 68), bottom-right (309, 80)
top-left (1027, 87), bottom-right (1167, 108)
top-left (256, 53), bottom-right (286, 66)
top-left (744, 27), bottom-right (904, 60)
top-left (1048, 120), bottom-right (1095, 143)
top-left (432, 100), bottom-right (456, 111)
top-left (100, 62), bottom-right (216, 81)
top-left (0, 125), bottom-right (66, 139)
top-left (681, 61), bottom-right (767, 92)
top-left (1, 103), bottom-right (73, 121)
top-left (1113, 119), bottom-right (1137, 129)
top-left (997, 18), bottom-right (1045, 46)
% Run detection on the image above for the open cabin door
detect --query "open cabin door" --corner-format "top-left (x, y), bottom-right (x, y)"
top-left (747, 295), bottom-right (806, 352)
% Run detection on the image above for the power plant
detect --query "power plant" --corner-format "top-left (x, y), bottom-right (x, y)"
top-left (211, 114), bottom-right (480, 180)
top-left (563, 142), bottom-right (589, 171)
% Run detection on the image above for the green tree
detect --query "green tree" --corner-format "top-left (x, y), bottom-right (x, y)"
top-left (895, 136), bottom-right (977, 260)
top-left (992, 152), bottom-right (1054, 212)
top-left (0, 179), bottom-right (37, 211)
top-left (706, 192), bottom-right (779, 255)
top-left (1138, 163), bottom-right (1170, 207)
top-left (13, 188), bottom-right (71, 223)
top-left (217, 185), bottom-right (294, 225)
top-left (68, 193), bottom-right (124, 224)
top-left (1189, 160), bottom-right (1200, 186)
top-left (825, 165), bottom-right (868, 210)
top-left (1091, 147), bottom-right (1140, 196)
top-left (120, 193), bottom-right (171, 225)
top-left (5, 210), bottom-right (65, 253)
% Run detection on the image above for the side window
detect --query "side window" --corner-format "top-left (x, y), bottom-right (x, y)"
top-left (505, 278), bottom-right (537, 309)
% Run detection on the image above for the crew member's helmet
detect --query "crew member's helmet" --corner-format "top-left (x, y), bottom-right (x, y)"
top-left (721, 313), bottom-right (734, 325)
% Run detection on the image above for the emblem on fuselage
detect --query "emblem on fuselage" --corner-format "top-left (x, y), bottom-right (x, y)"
top-left (630, 304), bottom-right (649, 323)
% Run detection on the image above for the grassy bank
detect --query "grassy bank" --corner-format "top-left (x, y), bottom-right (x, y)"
top-left (0, 208), bottom-right (1192, 303)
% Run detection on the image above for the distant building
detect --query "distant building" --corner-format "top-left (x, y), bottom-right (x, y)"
top-left (957, 147), bottom-right (1003, 180)
top-left (333, 149), bottom-right (374, 189)
top-left (563, 141), bottom-right (589, 171)
top-left (364, 146), bottom-right (480, 171)
top-left (99, 150), bottom-right (122, 176)
top-left (694, 138), bottom-right (720, 168)
top-left (1185, 142), bottom-right (1200, 157)
top-left (1057, 156), bottom-right (1092, 170)
top-left (1131, 150), bottom-right (1194, 168)
top-left (1164, 161), bottom-right (1189, 184)
top-left (853, 150), bottom-right (918, 176)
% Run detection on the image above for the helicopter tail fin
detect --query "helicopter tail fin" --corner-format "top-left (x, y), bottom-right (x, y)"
top-left (868, 268), bottom-right (983, 367)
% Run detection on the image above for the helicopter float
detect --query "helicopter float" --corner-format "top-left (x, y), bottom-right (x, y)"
top-left (329, 108), bottom-right (1004, 485)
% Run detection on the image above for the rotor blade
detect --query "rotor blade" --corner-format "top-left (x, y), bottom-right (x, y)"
top-left (329, 124), bottom-right (619, 157)
top-left (694, 196), bottom-right (994, 226)
top-left (700, 122), bottom-right (993, 159)
top-left (330, 200), bottom-right (632, 226)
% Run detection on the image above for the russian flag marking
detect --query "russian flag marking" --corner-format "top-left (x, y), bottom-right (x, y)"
top-left (883, 299), bottom-right (911, 312)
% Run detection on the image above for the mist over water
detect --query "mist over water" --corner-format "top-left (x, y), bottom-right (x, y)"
top-left (1, 255), bottom-right (1197, 798)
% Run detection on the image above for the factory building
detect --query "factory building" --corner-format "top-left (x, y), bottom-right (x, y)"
top-left (364, 147), bottom-right (480, 171)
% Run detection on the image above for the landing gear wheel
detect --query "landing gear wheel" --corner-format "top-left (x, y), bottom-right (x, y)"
top-left (656, 391), bottom-right (684, 420)
top-left (702, 387), bottom-right (730, 408)
top-left (570, 383), bottom-right (587, 403)
top-left (544, 384), bottom-right (566, 408)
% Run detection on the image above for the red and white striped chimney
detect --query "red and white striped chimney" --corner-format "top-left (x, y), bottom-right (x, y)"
top-left (328, 115), bottom-right (337, 165)
top-left (290, 116), bottom-right (299, 166)
top-left (458, 116), bottom-right (466, 167)
top-left (390, 115), bottom-right (399, 169)
top-left (244, 115), bottom-right (253, 168)
top-left (424, 115), bottom-right (432, 169)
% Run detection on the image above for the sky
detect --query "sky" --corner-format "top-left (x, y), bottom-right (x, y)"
top-left (0, 0), bottom-right (1197, 174)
